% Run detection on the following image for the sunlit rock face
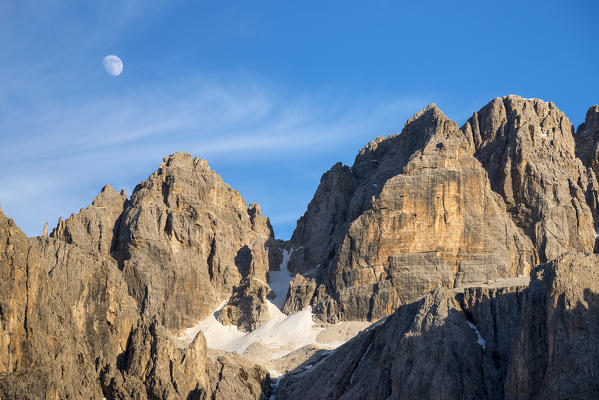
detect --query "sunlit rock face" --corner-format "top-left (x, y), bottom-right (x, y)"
top-left (0, 154), bottom-right (277, 399)
top-left (2, 96), bottom-right (599, 400)
top-left (51, 184), bottom-right (128, 258)
top-left (111, 153), bottom-right (277, 330)
top-left (285, 100), bottom-right (539, 323)
top-left (465, 96), bottom-right (598, 262)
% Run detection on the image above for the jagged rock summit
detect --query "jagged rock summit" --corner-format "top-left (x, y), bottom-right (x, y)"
top-left (51, 152), bottom-right (280, 332)
top-left (1, 96), bottom-right (599, 400)
top-left (283, 95), bottom-right (599, 325)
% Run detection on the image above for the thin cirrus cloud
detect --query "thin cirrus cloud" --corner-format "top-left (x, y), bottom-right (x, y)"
top-left (0, 1), bottom-right (432, 238)
top-left (0, 73), bottom-right (429, 238)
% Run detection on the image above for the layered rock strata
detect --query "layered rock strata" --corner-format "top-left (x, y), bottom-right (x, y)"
top-left (284, 96), bottom-right (599, 324)
top-left (464, 96), bottom-right (598, 261)
top-left (285, 100), bottom-right (538, 322)
top-left (0, 206), bottom-right (272, 399)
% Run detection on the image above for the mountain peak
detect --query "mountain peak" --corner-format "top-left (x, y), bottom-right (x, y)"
top-left (403, 102), bottom-right (445, 127)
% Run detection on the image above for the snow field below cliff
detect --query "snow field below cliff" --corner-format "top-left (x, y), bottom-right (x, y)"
top-left (466, 321), bottom-right (486, 350)
top-left (173, 245), bottom-right (320, 356)
top-left (173, 301), bottom-right (326, 356)
top-left (173, 246), bottom-right (369, 377)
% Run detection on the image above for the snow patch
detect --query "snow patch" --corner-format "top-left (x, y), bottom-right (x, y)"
top-left (173, 301), bottom-right (244, 349)
top-left (269, 249), bottom-right (291, 309)
top-left (466, 321), bottom-right (486, 350)
top-left (174, 300), bottom-right (325, 357)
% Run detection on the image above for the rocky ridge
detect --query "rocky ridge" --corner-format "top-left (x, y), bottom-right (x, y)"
top-left (0, 152), bottom-right (278, 399)
top-left (278, 253), bottom-right (599, 400)
top-left (284, 96), bottom-right (599, 324)
top-left (1, 96), bottom-right (599, 399)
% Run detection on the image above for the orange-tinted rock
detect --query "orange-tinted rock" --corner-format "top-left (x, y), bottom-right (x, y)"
top-left (285, 104), bottom-right (536, 322)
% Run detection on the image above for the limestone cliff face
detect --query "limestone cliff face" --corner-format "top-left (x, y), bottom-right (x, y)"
top-left (279, 253), bottom-right (599, 400)
top-left (0, 153), bottom-right (278, 399)
top-left (0, 207), bottom-right (273, 400)
top-left (464, 96), bottom-right (598, 261)
top-left (574, 106), bottom-right (599, 172)
top-left (0, 211), bottom-right (122, 398)
top-left (505, 252), bottom-right (599, 399)
top-left (51, 184), bottom-right (128, 257)
top-left (100, 321), bottom-right (211, 399)
top-left (113, 153), bottom-right (275, 330)
top-left (51, 153), bottom-right (277, 332)
top-left (32, 236), bottom-right (139, 368)
top-left (285, 102), bottom-right (536, 322)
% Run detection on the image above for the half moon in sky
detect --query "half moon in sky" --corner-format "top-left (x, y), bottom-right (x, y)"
top-left (103, 55), bottom-right (123, 76)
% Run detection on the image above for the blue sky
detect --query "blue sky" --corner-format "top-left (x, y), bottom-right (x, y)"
top-left (1, 1), bottom-right (597, 239)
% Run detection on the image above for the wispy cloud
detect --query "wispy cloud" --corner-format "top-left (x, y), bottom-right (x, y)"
top-left (0, 1), bottom-right (431, 238)
top-left (0, 72), bottom-right (427, 236)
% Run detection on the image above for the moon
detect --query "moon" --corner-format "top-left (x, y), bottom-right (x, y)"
top-left (103, 55), bottom-right (123, 77)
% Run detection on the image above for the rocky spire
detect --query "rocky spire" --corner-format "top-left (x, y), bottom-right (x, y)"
top-left (111, 152), bottom-right (277, 331)
top-left (464, 95), bottom-right (597, 262)
top-left (575, 105), bottom-right (599, 176)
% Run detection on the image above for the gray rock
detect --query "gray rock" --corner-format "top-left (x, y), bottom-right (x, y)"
top-left (206, 350), bottom-right (271, 400)
top-left (460, 285), bottom-right (527, 400)
top-left (505, 252), bottom-right (599, 399)
top-left (100, 320), bottom-right (210, 400)
top-left (217, 277), bottom-right (273, 332)
top-left (574, 105), bottom-right (599, 178)
top-left (0, 211), bottom-right (106, 398)
top-left (464, 96), bottom-right (598, 262)
top-left (279, 252), bottom-right (599, 400)
top-left (51, 184), bottom-right (128, 257)
top-left (110, 153), bottom-right (276, 331)
top-left (279, 288), bottom-right (489, 400)
top-left (285, 102), bottom-right (535, 323)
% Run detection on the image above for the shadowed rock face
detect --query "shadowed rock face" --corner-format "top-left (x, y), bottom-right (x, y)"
top-left (575, 105), bottom-right (599, 223)
top-left (505, 252), bottom-right (599, 399)
top-left (279, 288), bottom-right (492, 400)
top-left (285, 101), bottom-right (537, 323)
top-left (574, 105), bottom-right (599, 176)
top-left (278, 253), bottom-right (599, 400)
